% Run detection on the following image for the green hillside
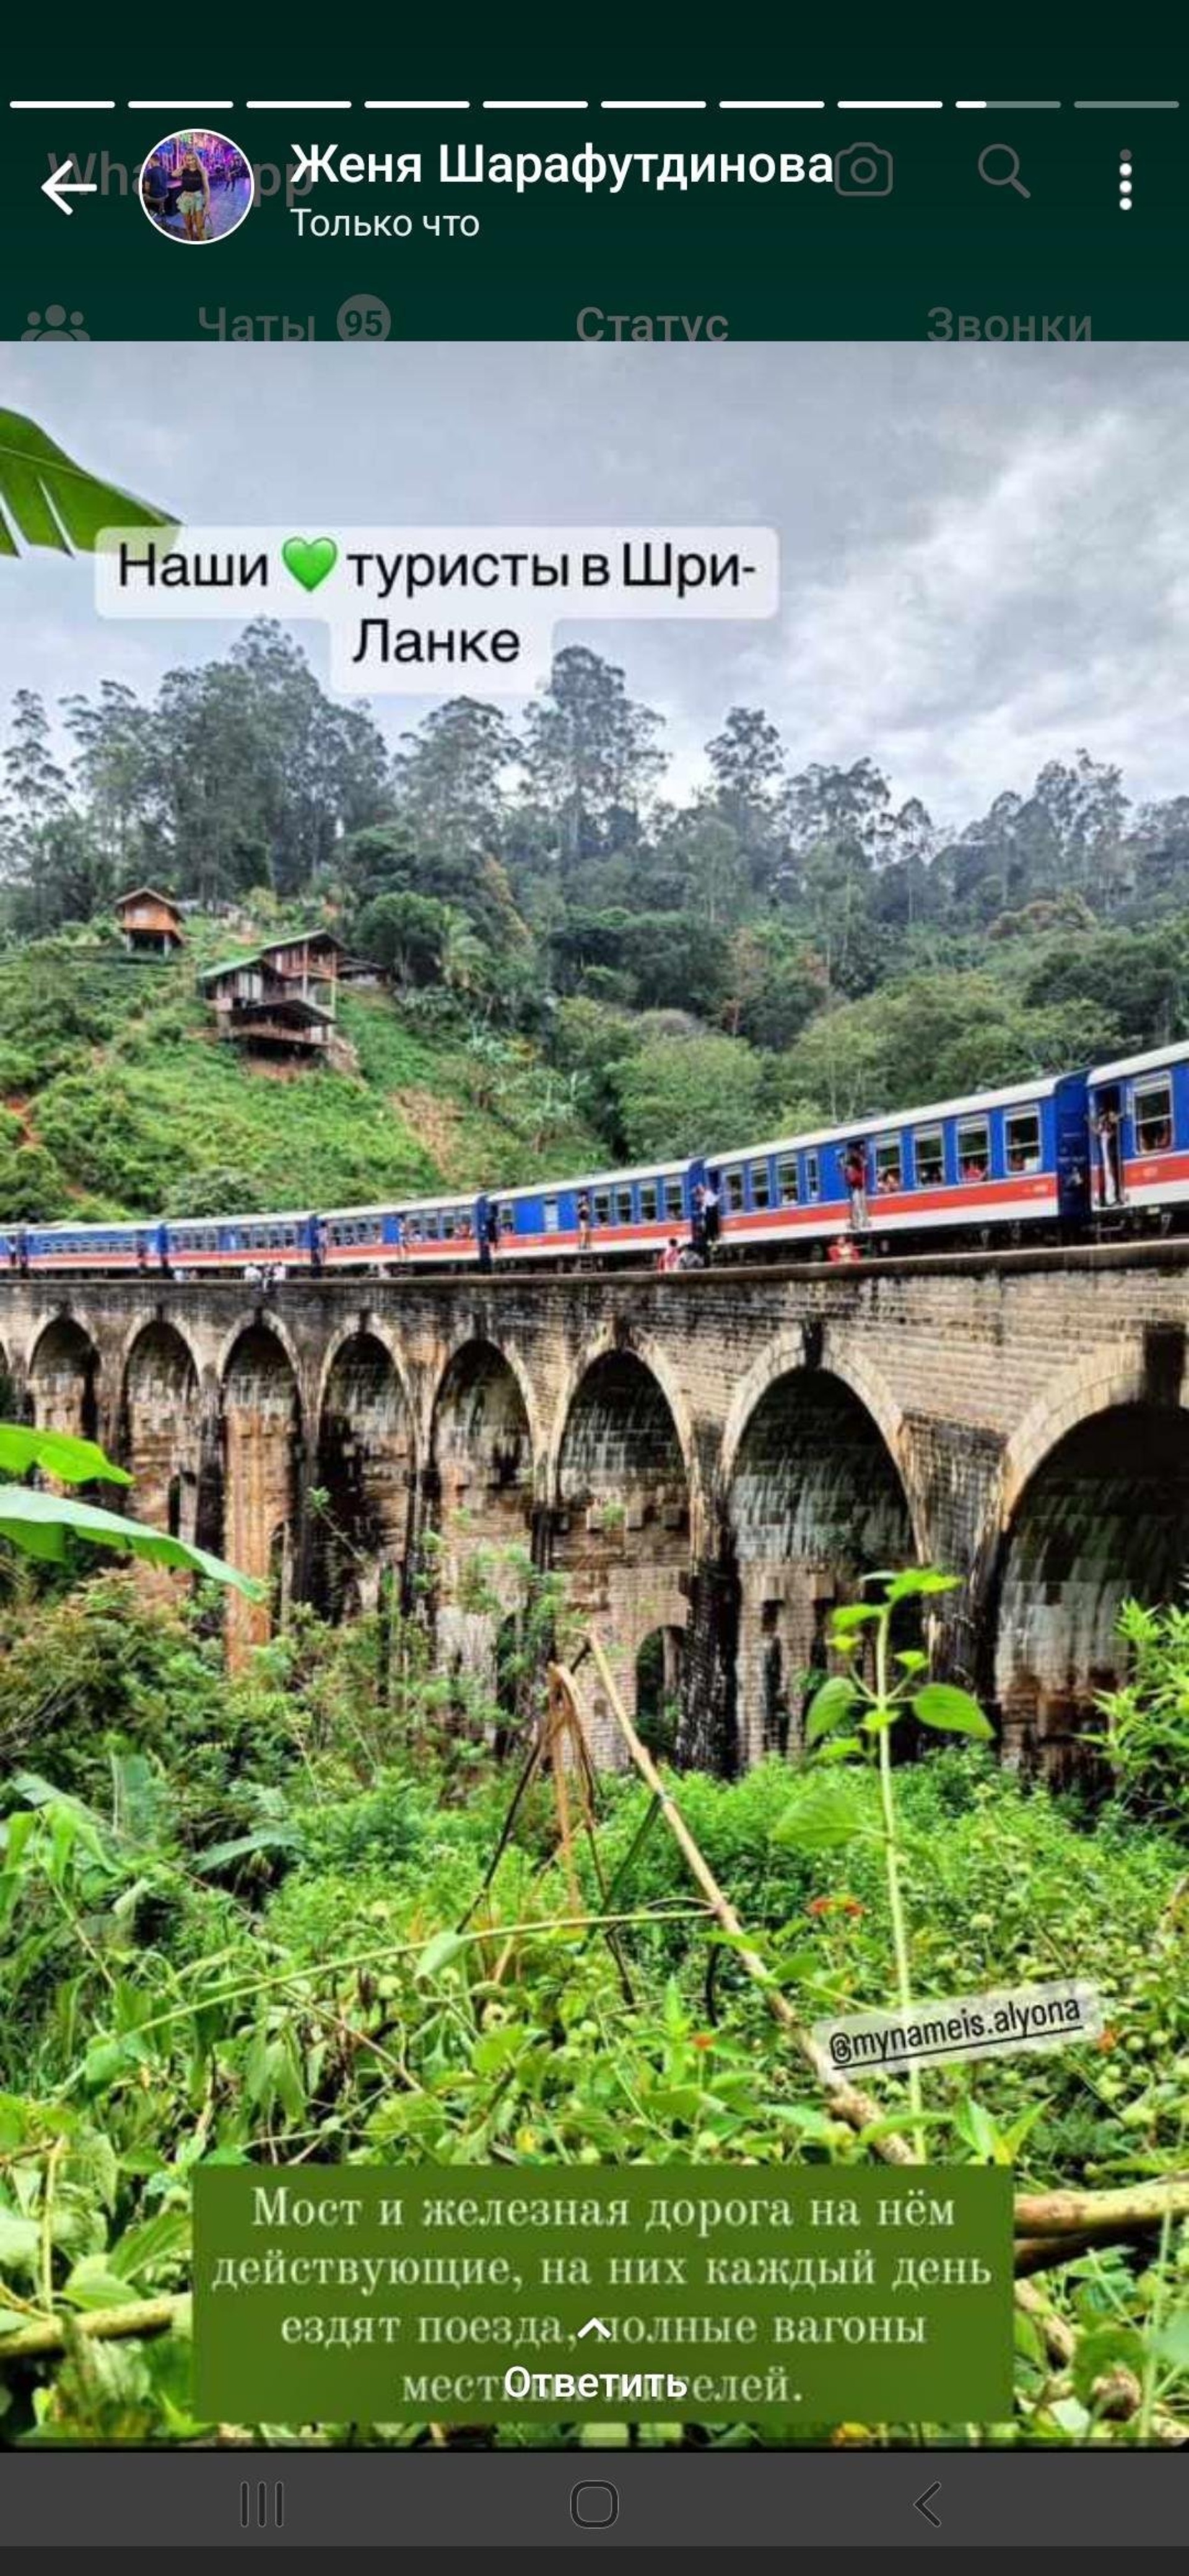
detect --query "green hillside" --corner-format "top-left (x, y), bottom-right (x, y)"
top-left (0, 926), bottom-right (604, 1224)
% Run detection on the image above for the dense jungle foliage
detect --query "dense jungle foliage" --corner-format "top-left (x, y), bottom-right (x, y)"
top-left (2, 627), bottom-right (1189, 1219)
top-left (1, 1547), bottom-right (1187, 2448)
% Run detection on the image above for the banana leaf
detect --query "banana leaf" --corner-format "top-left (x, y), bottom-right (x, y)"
top-left (0, 410), bottom-right (174, 555)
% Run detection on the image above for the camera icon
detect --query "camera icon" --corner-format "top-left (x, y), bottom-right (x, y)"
top-left (834, 140), bottom-right (894, 197)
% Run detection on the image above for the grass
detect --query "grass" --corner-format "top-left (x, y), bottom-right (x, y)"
top-left (0, 928), bottom-right (603, 1221)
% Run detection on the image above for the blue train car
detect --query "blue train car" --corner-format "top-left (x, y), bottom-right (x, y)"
top-left (20, 1219), bottom-right (148, 1274)
top-left (490, 1159), bottom-right (695, 1264)
top-left (1087, 1040), bottom-right (1189, 1222)
top-left (323, 1193), bottom-right (481, 1268)
top-left (711, 1073), bottom-right (1090, 1256)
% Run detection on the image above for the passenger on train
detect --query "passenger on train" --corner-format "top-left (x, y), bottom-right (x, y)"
top-left (1092, 1105), bottom-right (1121, 1208)
top-left (843, 1145), bottom-right (868, 1229)
top-left (692, 1179), bottom-right (719, 1258)
top-left (576, 1194), bottom-right (593, 1258)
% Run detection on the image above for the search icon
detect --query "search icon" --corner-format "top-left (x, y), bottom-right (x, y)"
top-left (978, 142), bottom-right (1030, 198)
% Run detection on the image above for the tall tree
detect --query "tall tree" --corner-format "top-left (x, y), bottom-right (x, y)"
top-left (390, 698), bottom-right (515, 856)
top-left (705, 705), bottom-right (786, 887)
top-left (521, 646), bottom-right (664, 879)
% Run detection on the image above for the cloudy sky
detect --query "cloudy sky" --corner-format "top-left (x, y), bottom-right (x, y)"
top-left (4, 341), bottom-right (1189, 829)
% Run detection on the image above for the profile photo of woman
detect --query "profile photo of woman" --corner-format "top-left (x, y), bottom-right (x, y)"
top-left (176, 146), bottom-right (211, 241)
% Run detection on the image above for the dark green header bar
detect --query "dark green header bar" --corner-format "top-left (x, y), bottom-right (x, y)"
top-left (4, 44), bottom-right (1186, 338)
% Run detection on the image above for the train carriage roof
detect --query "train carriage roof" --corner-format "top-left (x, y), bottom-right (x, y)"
top-left (492, 1158), bottom-right (692, 1204)
top-left (1088, 1040), bottom-right (1189, 1087)
top-left (321, 1194), bottom-right (475, 1222)
top-left (714, 1073), bottom-right (1078, 1167)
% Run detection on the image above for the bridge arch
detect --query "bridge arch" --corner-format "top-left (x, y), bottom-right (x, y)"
top-left (723, 1354), bottom-right (918, 1767)
top-left (429, 1336), bottom-right (538, 1712)
top-left (313, 1325), bottom-right (416, 1619)
top-left (551, 1338), bottom-right (694, 1764)
top-left (220, 1320), bottom-right (303, 1663)
top-left (28, 1313), bottom-right (102, 1448)
top-left (215, 1303), bottom-right (306, 1401)
top-left (993, 1373), bottom-right (1189, 1776)
top-left (121, 1319), bottom-right (202, 1540)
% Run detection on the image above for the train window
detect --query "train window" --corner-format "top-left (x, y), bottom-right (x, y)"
top-left (874, 1136), bottom-right (903, 1193)
top-left (499, 1205), bottom-right (516, 1233)
top-left (442, 1215), bottom-right (456, 1239)
top-left (459, 1214), bottom-right (473, 1238)
top-left (958, 1118), bottom-right (990, 1181)
top-left (544, 1199), bottom-right (560, 1234)
top-left (914, 1126), bottom-right (944, 1188)
top-left (751, 1160), bottom-right (772, 1209)
top-left (594, 1190), bottom-right (611, 1225)
top-left (284, 1227), bottom-right (296, 1247)
top-left (805, 1152), bottom-right (821, 1203)
top-left (615, 1187), bottom-right (634, 1224)
top-left (639, 1181), bottom-right (659, 1222)
top-left (1005, 1106), bottom-right (1042, 1173)
top-left (1133, 1076), bottom-right (1174, 1153)
top-left (778, 1156), bottom-right (800, 1205)
top-left (725, 1167), bottom-right (746, 1214)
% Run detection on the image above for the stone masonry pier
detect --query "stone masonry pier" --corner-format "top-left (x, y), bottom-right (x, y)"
top-left (4, 1242), bottom-right (1189, 1775)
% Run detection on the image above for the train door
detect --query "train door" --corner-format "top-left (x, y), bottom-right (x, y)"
top-left (1088, 1081), bottom-right (1123, 1213)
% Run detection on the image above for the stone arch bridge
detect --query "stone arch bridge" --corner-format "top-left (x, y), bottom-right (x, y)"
top-left (2, 1245), bottom-right (1188, 1776)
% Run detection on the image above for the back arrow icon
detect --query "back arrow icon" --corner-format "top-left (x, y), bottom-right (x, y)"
top-left (43, 160), bottom-right (98, 217)
top-left (914, 2482), bottom-right (942, 2528)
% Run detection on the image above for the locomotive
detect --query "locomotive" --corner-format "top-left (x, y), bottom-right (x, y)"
top-left (5, 1038), bottom-right (1187, 1278)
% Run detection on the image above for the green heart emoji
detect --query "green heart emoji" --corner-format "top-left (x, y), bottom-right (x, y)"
top-left (281, 535), bottom-right (338, 594)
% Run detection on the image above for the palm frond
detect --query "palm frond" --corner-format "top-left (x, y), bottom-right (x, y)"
top-left (0, 410), bottom-right (174, 557)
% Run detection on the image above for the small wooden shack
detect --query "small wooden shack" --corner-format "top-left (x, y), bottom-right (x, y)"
top-left (116, 887), bottom-right (185, 957)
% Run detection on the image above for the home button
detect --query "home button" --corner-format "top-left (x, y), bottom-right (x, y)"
top-left (571, 2480), bottom-right (619, 2528)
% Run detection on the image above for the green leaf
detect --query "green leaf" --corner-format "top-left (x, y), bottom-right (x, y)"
top-left (0, 411), bottom-right (174, 557)
top-left (828, 1603), bottom-right (883, 1637)
top-left (63, 2257), bottom-right (142, 2312)
top-left (0, 1422), bottom-right (130, 1486)
top-left (0, 2209), bottom-right (40, 2273)
top-left (109, 2206), bottom-right (191, 2284)
top-left (414, 1929), bottom-right (471, 1982)
top-left (1154, 2308), bottom-right (1189, 2369)
top-left (804, 1675), bottom-right (858, 1746)
top-left (773, 1770), bottom-right (872, 1853)
top-left (191, 1825), bottom-right (303, 1874)
top-left (894, 1649), bottom-right (929, 1675)
top-left (884, 1569), bottom-right (960, 1604)
top-left (910, 1682), bottom-right (993, 1740)
top-left (1071, 2325), bottom-right (1145, 2409)
top-left (0, 1484), bottom-right (261, 1597)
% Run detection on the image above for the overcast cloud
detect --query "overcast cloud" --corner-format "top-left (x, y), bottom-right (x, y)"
top-left (3, 341), bottom-right (1188, 829)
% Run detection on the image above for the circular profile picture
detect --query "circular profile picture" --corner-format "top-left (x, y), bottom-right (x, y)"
top-left (139, 129), bottom-right (254, 244)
